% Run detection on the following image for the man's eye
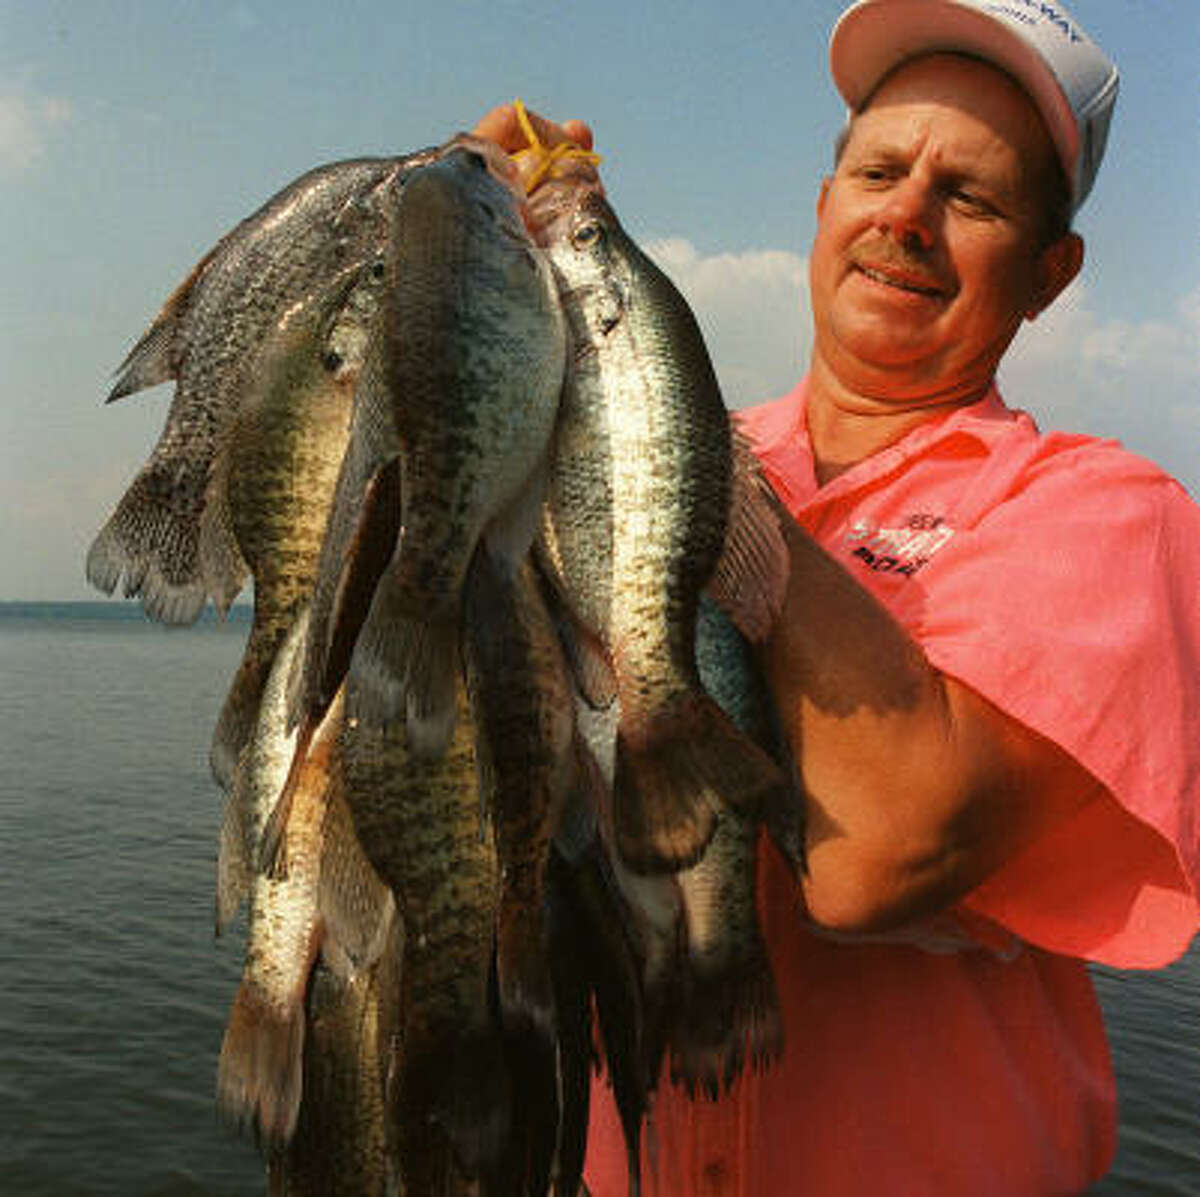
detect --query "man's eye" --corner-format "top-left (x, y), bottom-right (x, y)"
top-left (949, 189), bottom-right (995, 216)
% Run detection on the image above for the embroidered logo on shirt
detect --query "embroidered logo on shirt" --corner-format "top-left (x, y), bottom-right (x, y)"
top-left (844, 514), bottom-right (954, 577)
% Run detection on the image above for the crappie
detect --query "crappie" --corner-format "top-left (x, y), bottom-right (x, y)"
top-left (324, 138), bottom-right (567, 759)
top-left (87, 151), bottom-right (434, 624)
top-left (667, 597), bottom-right (787, 1098)
top-left (339, 669), bottom-right (507, 1193)
top-left (216, 612), bottom-right (393, 1149)
top-left (530, 180), bottom-right (783, 872)
top-left (462, 551), bottom-right (577, 1196)
top-left (268, 921), bottom-right (403, 1197)
top-left (208, 260), bottom-right (387, 790)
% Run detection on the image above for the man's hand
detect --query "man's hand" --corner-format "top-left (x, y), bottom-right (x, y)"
top-left (473, 103), bottom-right (594, 157)
top-left (473, 103), bottom-right (600, 194)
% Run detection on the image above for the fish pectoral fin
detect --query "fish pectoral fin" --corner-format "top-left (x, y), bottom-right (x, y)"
top-left (482, 456), bottom-right (552, 573)
top-left (704, 430), bottom-right (790, 644)
top-left (257, 721), bottom-right (316, 880)
top-left (303, 455), bottom-right (404, 725)
top-left (613, 694), bottom-right (784, 873)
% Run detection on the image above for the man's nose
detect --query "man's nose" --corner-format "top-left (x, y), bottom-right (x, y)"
top-left (875, 177), bottom-right (936, 251)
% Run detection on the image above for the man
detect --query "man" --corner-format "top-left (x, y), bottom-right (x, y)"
top-left (478, 1), bottom-right (1200, 1192)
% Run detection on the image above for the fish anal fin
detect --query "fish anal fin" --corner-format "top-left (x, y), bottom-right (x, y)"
top-left (315, 787), bottom-right (396, 977)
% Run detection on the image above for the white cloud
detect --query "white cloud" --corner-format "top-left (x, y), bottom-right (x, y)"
top-left (644, 238), bottom-right (810, 409)
top-left (0, 87), bottom-right (72, 172)
top-left (1000, 281), bottom-right (1200, 492)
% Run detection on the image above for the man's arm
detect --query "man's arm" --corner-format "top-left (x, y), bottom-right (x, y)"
top-left (766, 514), bottom-right (1096, 933)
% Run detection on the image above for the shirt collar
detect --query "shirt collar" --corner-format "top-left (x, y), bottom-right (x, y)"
top-left (739, 376), bottom-right (1024, 509)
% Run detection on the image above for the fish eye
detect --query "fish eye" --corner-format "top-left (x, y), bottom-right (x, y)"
top-left (571, 221), bottom-right (603, 250)
top-left (322, 349), bottom-right (343, 373)
top-left (370, 260), bottom-right (386, 281)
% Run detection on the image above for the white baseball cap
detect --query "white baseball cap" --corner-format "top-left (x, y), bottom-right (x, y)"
top-left (829, 0), bottom-right (1119, 213)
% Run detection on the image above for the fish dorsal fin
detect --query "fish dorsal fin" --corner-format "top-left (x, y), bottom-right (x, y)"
top-left (107, 245), bottom-right (217, 402)
top-left (704, 428), bottom-right (789, 644)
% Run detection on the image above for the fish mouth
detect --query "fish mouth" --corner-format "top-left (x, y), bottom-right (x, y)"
top-left (852, 260), bottom-right (949, 299)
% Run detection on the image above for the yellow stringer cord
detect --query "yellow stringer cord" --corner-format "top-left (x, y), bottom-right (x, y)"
top-left (511, 97), bottom-right (602, 193)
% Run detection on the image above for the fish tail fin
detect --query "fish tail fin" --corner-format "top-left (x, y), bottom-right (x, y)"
top-left (669, 943), bottom-right (784, 1100)
top-left (216, 980), bottom-right (307, 1151)
top-left (401, 1023), bottom-right (512, 1184)
top-left (349, 595), bottom-right (458, 758)
top-left (614, 694), bottom-right (783, 872)
top-left (496, 899), bottom-right (557, 1040)
top-left (493, 1023), bottom-right (561, 1197)
top-left (85, 481), bottom-right (209, 626)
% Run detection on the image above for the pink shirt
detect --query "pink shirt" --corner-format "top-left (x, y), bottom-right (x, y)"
top-left (583, 379), bottom-right (1200, 1195)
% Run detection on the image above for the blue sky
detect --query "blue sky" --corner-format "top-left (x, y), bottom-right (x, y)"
top-left (2, 0), bottom-right (1197, 600)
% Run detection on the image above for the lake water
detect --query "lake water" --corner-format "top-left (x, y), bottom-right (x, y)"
top-left (0, 603), bottom-right (1196, 1195)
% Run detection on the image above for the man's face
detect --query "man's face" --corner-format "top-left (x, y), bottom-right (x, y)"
top-left (809, 53), bottom-right (1070, 405)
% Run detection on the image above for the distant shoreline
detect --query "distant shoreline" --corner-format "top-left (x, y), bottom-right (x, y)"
top-left (0, 600), bottom-right (253, 623)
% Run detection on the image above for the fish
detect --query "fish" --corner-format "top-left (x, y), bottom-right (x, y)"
top-left (338, 665), bottom-right (507, 1193)
top-left (527, 178), bottom-right (786, 873)
top-left (300, 136), bottom-right (567, 763)
top-left (547, 733), bottom-right (657, 1197)
top-left (564, 597), bottom-right (793, 1181)
top-left (86, 151), bottom-right (435, 625)
top-left (461, 550), bottom-right (578, 1196)
top-left (208, 258), bottom-right (389, 790)
top-left (216, 610), bottom-right (394, 1150)
top-left (267, 921), bottom-right (403, 1197)
top-left (666, 596), bottom-right (788, 1098)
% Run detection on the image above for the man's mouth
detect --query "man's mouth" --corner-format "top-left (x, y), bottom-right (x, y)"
top-left (854, 262), bottom-right (946, 298)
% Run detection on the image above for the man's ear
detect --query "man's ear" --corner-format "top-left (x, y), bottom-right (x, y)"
top-left (817, 176), bottom-right (832, 220)
top-left (1027, 231), bottom-right (1084, 321)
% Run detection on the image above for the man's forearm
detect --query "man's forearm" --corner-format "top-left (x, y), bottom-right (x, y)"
top-left (763, 518), bottom-right (1092, 932)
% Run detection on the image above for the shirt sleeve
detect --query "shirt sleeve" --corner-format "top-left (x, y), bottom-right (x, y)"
top-left (890, 435), bottom-right (1200, 967)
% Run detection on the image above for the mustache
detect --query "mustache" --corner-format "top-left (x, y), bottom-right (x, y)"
top-left (848, 242), bottom-right (952, 293)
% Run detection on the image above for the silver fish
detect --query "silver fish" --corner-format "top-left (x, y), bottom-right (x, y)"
top-left (339, 669), bottom-right (507, 1193)
top-left (267, 921), bottom-right (403, 1197)
top-left (216, 611), bottom-right (393, 1149)
top-left (208, 260), bottom-right (388, 790)
top-left (87, 151), bottom-right (434, 625)
top-left (667, 596), bottom-right (787, 1098)
top-left (320, 137), bottom-right (567, 759)
top-left (530, 180), bottom-right (784, 873)
top-left (462, 550), bottom-right (578, 1196)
